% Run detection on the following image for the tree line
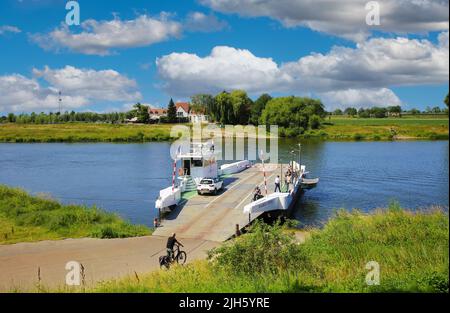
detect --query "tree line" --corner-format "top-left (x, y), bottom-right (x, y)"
top-left (190, 91), bottom-right (326, 134)
top-left (331, 93), bottom-right (449, 118)
top-left (2, 92), bottom-right (448, 137)
top-left (0, 111), bottom-right (130, 124)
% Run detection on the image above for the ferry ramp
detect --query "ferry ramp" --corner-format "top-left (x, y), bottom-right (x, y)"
top-left (152, 164), bottom-right (283, 242)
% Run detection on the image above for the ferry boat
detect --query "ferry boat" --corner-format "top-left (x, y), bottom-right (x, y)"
top-left (155, 141), bottom-right (318, 220)
top-left (155, 141), bottom-right (251, 212)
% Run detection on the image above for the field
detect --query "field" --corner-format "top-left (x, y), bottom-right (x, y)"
top-left (311, 116), bottom-right (449, 140)
top-left (88, 205), bottom-right (448, 293)
top-left (0, 116), bottom-right (448, 142)
top-left (0, 185), bottom-right (151, 244)
top-left (0, 123), bottom-right (181, 143)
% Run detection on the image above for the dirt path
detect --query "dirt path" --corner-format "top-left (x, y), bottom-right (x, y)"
top-left (0, 235), bottom-right (218, 292)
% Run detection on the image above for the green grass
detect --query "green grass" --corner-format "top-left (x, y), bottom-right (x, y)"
top-left (0, 185), bottom-right (151, 244)
top-left (1, 117), bottom-right (448, 143)
top-left (91, 205), bottom-right (448, 293)
top-left (0, 123), bottom-right (182, 143)
top-left (310, 116), bottom-right (449, 141)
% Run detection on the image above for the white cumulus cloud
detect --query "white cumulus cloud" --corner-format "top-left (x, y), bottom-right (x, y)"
top-left (320, 88), bottom-right (402, 110)
top-left (33, 66), bottom-right (141, 101)
top-left (0, 25), bottom-right (21, 35)
top-left (156, 32), bottom-right (449, 108)
top-left (31, 14), bottom-right (182, 55)
top-left (0, 66), bottom-right (141, 113)
top-left (0, 74), bottom-right (87, 113)
top-left (200, 0), bottom-right (449, 41)
top-left (185, 12), bottom-right (228, 32)
top-left (157, 46), bottom-right (291, 95)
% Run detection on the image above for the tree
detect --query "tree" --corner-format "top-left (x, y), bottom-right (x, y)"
top-left (358, 108), bottom-right (370, 118)
top-left (445, 93), bottom-right (449, 108)
top-left (230, 90), bottom-right (252, 125)
top-left (409, 108), bottom-right (420, 115)
top-left (167, 98), bottom-right (177, 123)
top-left (133, 103), bottom-right (150, 123)
top-left (431, 106), bottom-right (442, 114)
top-left (387, 106), bottom-right (402, 114)
top-left (333, 109), bottom-right (343, 115)
top-left (215, 91), bottom-right (233, 125)
top-left (370, 107), bottom-right (387, 118)
top-left (344, 107), bottom-right (358, 116)
top-left (250, 94), bottom-right (272, 125)
top-left (191, 94), bottom-right (216, 120)
top-left (7, 113), bottom-right (16, 123)
top-left (260, 96), bottom-right (325, 136)
top-left (310, 114), bottom-right (321, 129)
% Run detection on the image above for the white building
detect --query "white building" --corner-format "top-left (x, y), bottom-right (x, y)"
top-left (176, 102), bottom-right (190, 118)
top-left (190, 112), bottom-right (209, 124)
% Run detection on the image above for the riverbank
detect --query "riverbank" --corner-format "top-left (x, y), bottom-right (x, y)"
top-left (302, 116), bottom-right (449, 140)
top-left (1, 204), bottom-right (448, 292)
top-left (0, 123), bottom-right (179, 143)
top-left (0, 186), bottom-right (151, 245)
top-left (0, 116), bottom-right (448, 143)
top-left (91, 207), bottom-right (448, 293)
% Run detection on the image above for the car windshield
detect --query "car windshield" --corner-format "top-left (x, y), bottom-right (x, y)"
top-left (200, 179), bottom-right (213, 184)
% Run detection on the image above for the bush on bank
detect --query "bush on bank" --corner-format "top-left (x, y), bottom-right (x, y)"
top-left (95, 205), bottom-right (448, 293)
top-left (0, 185), bottom-right (151, 244)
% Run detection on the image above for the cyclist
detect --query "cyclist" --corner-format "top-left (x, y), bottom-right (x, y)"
top-left (166, 233), bottom-right (184, 260)
top-left (253, 186), bottom-right (263, 201)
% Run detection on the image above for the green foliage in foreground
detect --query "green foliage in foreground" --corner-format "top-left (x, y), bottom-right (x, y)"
top-left (0, 185), bottom-right (151, 244)
top-left (94, 206), bottom-right (448, 293)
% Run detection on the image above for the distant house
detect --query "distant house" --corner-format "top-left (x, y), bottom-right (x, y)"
top-left (125, 117), bottom-right (139, 124)
top-left (387, 112), bottom-right (402, 118)
top-left (148, 107), bottom-right (168, 121)
top-left (190, 108), bottom-right (209, 124)
top-left (176, 102), bottom-right (190, 118)
top-left (169, 102), bottom-right (210, 123)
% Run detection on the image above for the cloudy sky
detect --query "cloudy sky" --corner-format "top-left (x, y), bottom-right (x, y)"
top-left (0, 0), bottom-right (448, 114)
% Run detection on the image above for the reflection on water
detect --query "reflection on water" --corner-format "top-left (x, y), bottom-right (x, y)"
top-left (0, 140), bottom-right (448, 227)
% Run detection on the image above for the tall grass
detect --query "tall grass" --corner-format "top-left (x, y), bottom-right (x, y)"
top-left (0, 185), bottom-right (151, 244)
top-left (1, 117), bottom-right (448, 143)
top-left (0, 123), bottom-right (180, 143)
top-left (94, 206), bottom-right (448, 293)
top-left (315, 116), bottom-right (449, 141)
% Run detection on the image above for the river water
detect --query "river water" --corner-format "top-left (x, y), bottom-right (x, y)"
top-left (0, 140), bottom-right (448, 227)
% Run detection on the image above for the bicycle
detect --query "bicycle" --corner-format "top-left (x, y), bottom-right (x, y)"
top-left (159, 243), bottom-right (187, 269)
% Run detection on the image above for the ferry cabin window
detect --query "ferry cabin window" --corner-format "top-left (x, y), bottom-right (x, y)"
top-left (192, 159), bottom-right (203, 167)
top-left (183, 160), bottom-right (191, 175)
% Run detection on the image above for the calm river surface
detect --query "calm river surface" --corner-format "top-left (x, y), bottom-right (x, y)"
top-left (0, 141), bottom-right (448, 227)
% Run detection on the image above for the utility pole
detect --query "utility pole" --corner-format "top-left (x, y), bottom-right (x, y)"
top-left (58, 91), bottom-right (62, 114)
top-left (298, 143), bottom-right (302, 174)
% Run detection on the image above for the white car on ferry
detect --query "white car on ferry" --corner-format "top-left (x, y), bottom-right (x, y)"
top-left (197, 177), bottom-right (224, 195)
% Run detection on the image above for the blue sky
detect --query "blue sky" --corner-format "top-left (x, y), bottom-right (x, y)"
top-left (0, 0), bottom-right (448, 114)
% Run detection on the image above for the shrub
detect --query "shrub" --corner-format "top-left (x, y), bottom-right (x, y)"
top-left (310, 114), bottom-right (321, 129)
top-left (208, 220), bottom-right (310, 276)
top-left (0, 185), bottom-right (151, 243)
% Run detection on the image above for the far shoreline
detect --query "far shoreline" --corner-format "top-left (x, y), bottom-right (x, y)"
top-left (0, 116), bottom-right (448, 143)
